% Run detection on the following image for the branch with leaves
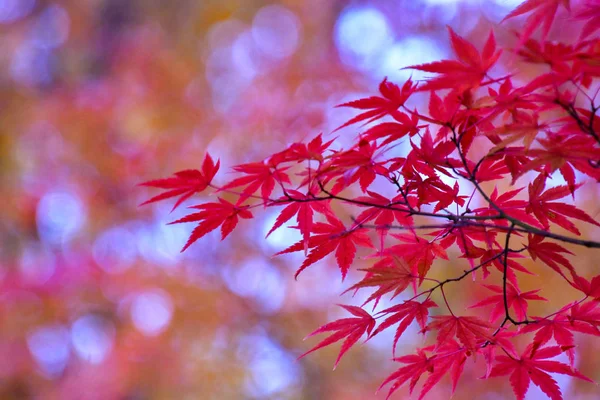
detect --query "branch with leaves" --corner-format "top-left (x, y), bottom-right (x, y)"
top-left (140, 2), bottom-right (600, 399)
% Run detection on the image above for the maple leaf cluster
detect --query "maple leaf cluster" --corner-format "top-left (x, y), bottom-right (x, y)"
top-left (141, 2), bottom-right (600, 399)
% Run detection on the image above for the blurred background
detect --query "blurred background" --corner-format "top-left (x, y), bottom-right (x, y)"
top-left (1, 0), bottom-right (599, 399)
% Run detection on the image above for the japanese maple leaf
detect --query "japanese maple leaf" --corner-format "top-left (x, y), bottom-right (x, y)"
top-left (407, 28), bottom-right (501, 91)
top-left (380, 341), bottom-right (469, 400)
top-left (418, 341), bottom-right (469, 398)
top-left (266, 189), bottom-right (334, 253)
top-left (527, 234), bottom-right (575, 278)
top-left (492, 147), bottom-right (533, 184)
top-left (571, 273), bottom-right (600, 300)
top-left (360, 110), bottom-right (422, 146)
top-left (352, 191), bottom-right (414, 249)
top-left (427, 315), bottom-right (493, 351)
top-left (342, 256), bottom-right (418, 307)
top-left (475, 77), bottom-right (540, 123)
top-left (520, 301), bottom-right (600, 368)
top-left (220, 160), bottom-right (290, 204)
top-left (520, 317), bottom-right (575, 352)
top-left (371, 299), bottom-right (438, 355)
top-left (489, 344), bottom-right (592, 400)
top-left (275, 133), bottom-right (335, 163)
top-left (576, 1), bottom-right (600, 39)
top-left (277, 215), bottom-right (375, 280)
top-left (481, 330), bottom-right (520, 379)
top-left (432, 181), bottom-right (467, 213)
top-left (575, 43), bottom-right (600, 87)
top-left (516, 38), bottom-right (577, 79)
top-left (477, 248), bottom-right (533, 286)
top-left (526, 174), bottom-right (600, 235)
top-left (566, 301), bottom-right (600, 337)
top-left (516, 132), bottom-right (600, 187)
top-left (401, 172), bottom-right (461, 210)
top-left (352, 191), bottom-right (414, 229)
top-left (169, 197), bottom-right (253, 251)
top-left (430, 89), bottom-right (483, 154)
top-left (518, 306), bottom-right (579, 366)
top-left (299, 304), bottom-right (375, 369)
top-left (139, 153), bottom-right (219, 211)
top-left (427, 89), bottom-right (460, 130)
top-left (473, 157), bottom-right (511, 182)
top-left (328, 139), bottom-right (389, 192)
top-left (404, 129), bottom-right (457, 178)
top-left (386, 234), bottom-right (448, 283)
top-left (523, 300), bottom-right (600, 367)
top-left (486, 113), bottom-right (547, 153)
top-left (379, 348), bottom-right (432, 400)
top-left (469, 283), bottom-right (547, 323)
top-left (334, 78), bottom-right (416, 131)
top-left (473, 186), bottom-right (542, 228)
top-left (433, 224), bottom-right (498, 259)
top-left (574, 108), bottom-right (600, 148)
top-left (503, 0), bottom-right (571, 45)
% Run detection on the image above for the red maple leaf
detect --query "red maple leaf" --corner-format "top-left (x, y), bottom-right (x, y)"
top-left (527, 234), bottom-right (575, 278)
top-left (519, 300), bottom-right (600, 367)
top-left (477, 248), bottom-right (533, 286)
top-left (220, 160), bottom-right (290, 204)
top-left (433, 224), bottom-right (498, 259)
top-left (576, 1), bottom-right (600, 39)
top-left (571, 274), bottom-right (600, 299)
top-left (386, 234), bottom-right (449, 283)
top-left (503, 0), bottom-right (571, 44)
top-left (427, 89), bottom-right (460, 130)
top-left (418, 341), bottom-right (469, 398)
top-left (353, 191), bottom-right (413, 228)
top-left (379, 347), bottom-right (432, 400)
top-left (352, 191), bottom-right (414, 249)
top-left (266, 189), bottom-right (334, 252)
top-left (469, 283), bottom-right (547, 323)
top-left (516, 132), bottom-right (600, 186)
top-left (405, 129), bottom-right (457, 177)
top-left (489, 344), bottom-right (592, 400)
top-left (427, 315), bottom-right (493, 351)
top-left (515, 39), bottom-right (579, 82)
top-left (371, 299), bottom-right (437, 355)
top-left (567, 301), bottom-right (600, 334)
top-left (401, 171), bottom-right (462, 211)
top-left (407, 28), bottom-right (501, 91)
top-left (473, 156), bottom-right (511, 182)
top-left (299, 304), bottom-right (375, 369)
top-left (277, 215), bottom-right (374, 280)
top-left (274, 133), bottom-right (335, 163)
top-left (380, 341), bottom-right (469, 400)
top-left (169, 197), bottom-right (253, 251)
top-left (486, 112), bottom-right (547, 153)
top-left (334, 78), bottom-right (416, 131)
top-left (432, 181), bottom-right (467, 213)
top-left (480, 330), bottom-right (520, 379)
top-left (477, 77), bottom-right (541, 123)
top-left (343, 256), bottom-right (418, 308)
top-left (139, 153), bottom-right (219, 211)
top-left (327, 139), bottom-right (389, 192)
top-left (473, 186), bottom-right (542, 228)
top-left (526, 174), bottom-right (600, 235)
top-left (360, 111), bottom-right (422, 146)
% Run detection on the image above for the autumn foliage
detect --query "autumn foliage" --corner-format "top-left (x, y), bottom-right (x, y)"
top-left (142, 1), bottom-right (600, 399)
